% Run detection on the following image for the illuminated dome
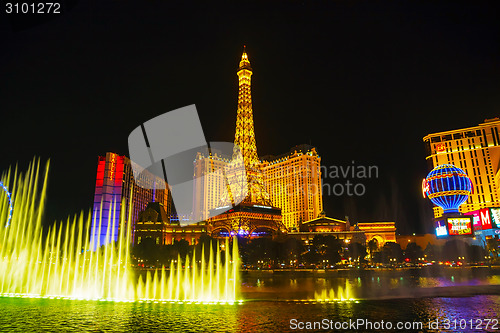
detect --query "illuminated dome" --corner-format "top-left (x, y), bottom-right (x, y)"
top-left (422, 164), bottom-right (473, 214)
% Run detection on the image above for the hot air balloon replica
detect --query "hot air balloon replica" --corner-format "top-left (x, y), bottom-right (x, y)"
top-left (422, 164), bottom-right (474, 237)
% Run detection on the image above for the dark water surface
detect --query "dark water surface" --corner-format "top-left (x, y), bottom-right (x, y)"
top-left (1, 270), bottom-right (500, 332)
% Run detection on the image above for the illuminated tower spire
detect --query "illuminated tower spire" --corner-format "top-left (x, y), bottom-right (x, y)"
top-left (229, 47), bottom-right (272, 206)
top-left (233, 46), bottom-right (259, 167)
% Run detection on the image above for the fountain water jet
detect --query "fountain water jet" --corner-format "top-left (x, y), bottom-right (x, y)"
top-left (0, 160), bottom-right (241, 303)
top-left (313, 280), bottom-right (356, 303)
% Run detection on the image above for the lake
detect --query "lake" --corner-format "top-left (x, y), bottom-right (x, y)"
top-left (1, 268), bottom-right (500, 332)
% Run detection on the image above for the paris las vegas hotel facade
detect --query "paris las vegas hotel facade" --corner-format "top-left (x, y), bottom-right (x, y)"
top-left (91, 48), bottom-right (396, 247)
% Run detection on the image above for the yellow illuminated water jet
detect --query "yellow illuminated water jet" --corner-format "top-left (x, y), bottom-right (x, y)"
top-left (313, 281), bottom-right (355, 303)
top-left (0, 160), bottom-right (240, 303)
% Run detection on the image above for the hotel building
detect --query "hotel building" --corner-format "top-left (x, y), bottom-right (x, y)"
top-left (289, 212), bottom-right (396, 246)
top-left (134, 202), bottom-right (207, 246)
top-left (91, 152), bottom-right (170, 247)
top-left (423, 118), bottom-right (500, 217)
top-left (193, 144), bottom-right (324, 231)
top-left (261, 144), bottom-right (323, 230)
top-left (192, 150), bottom-right (231, 222)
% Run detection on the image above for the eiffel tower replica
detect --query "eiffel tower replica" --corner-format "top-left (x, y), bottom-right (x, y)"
top-left (209, 47), bottom-right (286, 237)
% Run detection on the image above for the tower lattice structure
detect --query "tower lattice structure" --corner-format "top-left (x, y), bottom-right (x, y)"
top-left (228, 47), bottom-right (273, 206)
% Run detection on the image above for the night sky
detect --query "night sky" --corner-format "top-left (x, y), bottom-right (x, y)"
top-left (1, 1), bottom-right (499, 234)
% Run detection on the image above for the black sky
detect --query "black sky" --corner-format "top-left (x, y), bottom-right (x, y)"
top-left (1, 1), bottom-right (499, 234)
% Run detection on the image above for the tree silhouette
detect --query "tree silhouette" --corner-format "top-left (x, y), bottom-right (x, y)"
top-left (424, 243), bottom-right (438, 261)
top-left (487, 238), bottom-right (500, 260)
top-left (347, 242), bottom-right (367, 263)
top-left (404, 242), bottom-right (423, 262)
top-left (442, 239), bottom-right (470, 262)
top-left (306, 235), bottom-right (342, 265)
top-left (380, 242), bottom-right (403, 264)
top-left (132, 237), bottom-right (160, 266)
top-left (172, 239), bottom-right (190, 261)
top-left (367, 238), bottom-right (379, 262)
top-left (283, 237), bottom-right (304, 265)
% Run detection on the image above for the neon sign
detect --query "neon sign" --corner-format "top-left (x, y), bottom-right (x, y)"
top-left (422, 179), bottom-right (429, 198)
top-left (435, 143), bottom-right (446, 152)
top-left (435, 219), bottom-right (448, 237)
top-left (479, 208), bottom-right (492, 230)
top-left (490, 208), bottom-right (500, 229)
top-left (465, 208), bottom-right (500, 231)
top-left (447, 217), bottom-right (472, 236)
top-left (109, 154), bottom-right (116, 180)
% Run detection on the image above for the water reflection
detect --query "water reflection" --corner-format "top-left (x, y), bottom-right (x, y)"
top-left (1, 270), bottom-right (500, 331)
top-left (1, 295), bottom-right (499, 332)
top-left (413, 296), bottom-right (500, 332)
top-left (241, 271), bottom-right (500, 301)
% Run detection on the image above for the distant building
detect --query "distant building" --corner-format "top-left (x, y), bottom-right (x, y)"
top-left (357, 222), bottom-right (397, 245)
top-left (166, 214), bottom-right (207, 246)
top-left (91, 152), bottom-right (170, 248)
top-left (261, 144), bottom-right (323, 230)
top-left (134, 202), bottom-right (170, 245)
top-left (192, 150), bottom-right (231, 222)
top-left (288, 211), bottom-right (396, 246)
top-left (396, 234), bottom-right (446, 250)
top-left (193, 143), bottom-right (322, 234)
top-left (423, 118), bottom-right (500, 217)
top-left (135, 202), bottom-right (208, 246)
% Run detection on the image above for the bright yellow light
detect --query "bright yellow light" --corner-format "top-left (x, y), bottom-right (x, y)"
top-left (0, 162), bottom-right (241, 304)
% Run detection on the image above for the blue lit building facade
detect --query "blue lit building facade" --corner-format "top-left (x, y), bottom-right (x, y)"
top-left (90, 152), bottom-right (170, 249)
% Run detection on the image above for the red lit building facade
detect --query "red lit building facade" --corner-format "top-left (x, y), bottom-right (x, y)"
top-left (91, 152), bottom-right (170, 248)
